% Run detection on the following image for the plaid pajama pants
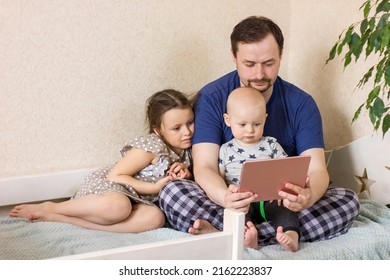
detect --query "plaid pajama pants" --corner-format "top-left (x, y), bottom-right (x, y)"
top-left (159, 179), bottom-right (360, 246)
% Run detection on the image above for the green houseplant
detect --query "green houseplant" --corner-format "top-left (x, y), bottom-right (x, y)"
top-left (326, 0), bottom-right (389, 136)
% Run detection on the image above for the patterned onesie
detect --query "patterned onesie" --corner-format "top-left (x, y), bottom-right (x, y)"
top-left (219, 136), bottom-right (300, 237)
top-left (218, 136), bottom-right (287, 185)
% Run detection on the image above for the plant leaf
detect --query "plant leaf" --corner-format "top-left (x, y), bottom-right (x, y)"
top-left (367, 85), bottom-right (380, 105)
top-left (343, 25), bottom-right (354, 45)
top-left (375, 119), bottom-right (381, 130)
top-left (344, 52), bottom-right (352, 67)
top-left (369, 106), bottom-right (377, 124)
top-left (326, 43), bottom-right (338, 63)
top-left (357, 66), bottom-right (374, 88)
top-left (376, 0), bottom-right (390, 13)
top-left (375, 57), bottom-right (386, 83)
top-left (352, 104), bottom-right (364, 122)
top-left (350, 32), bottom-right (362, 60)
top-left (360, 18), bottom-right (369, 34)
top-left (380, 22), bottom-right (390, 52)
top-left (365, 19), bottom-right (376, 56)
top-left (337, 41), bottom-right (344, 55)
top-left (373, 97), bottom-right (385, 118)
top-left (368, 16), bottom-right (375, 30)
top-left (368, 29), bottom-right (381, 54)
top-left (383, 113), bottom-right (390, 135)
top-left (362, 0), bottom-right (371, 18)
top-left (385, 63), bottom-right (390, 85)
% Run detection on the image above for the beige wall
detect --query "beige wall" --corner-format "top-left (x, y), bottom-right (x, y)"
top-left (0, 0), bottom-right (373, 178)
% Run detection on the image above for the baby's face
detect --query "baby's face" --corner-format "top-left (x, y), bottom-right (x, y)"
top-left (224, 104), bottom-right (267, 147)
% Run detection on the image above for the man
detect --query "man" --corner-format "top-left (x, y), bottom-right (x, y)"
top-left (159, 16), bottom-right (359, 245)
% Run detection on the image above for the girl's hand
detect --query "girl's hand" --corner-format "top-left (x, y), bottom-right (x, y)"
top-left (168, 162), bottom-right (192, 179)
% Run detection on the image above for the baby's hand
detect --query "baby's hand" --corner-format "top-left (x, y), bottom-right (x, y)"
top-left (269, 199), bottom-right (283, 206)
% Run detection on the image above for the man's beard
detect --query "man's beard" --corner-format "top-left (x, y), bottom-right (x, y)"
top-left (247, 78), bottom-right (273, 93)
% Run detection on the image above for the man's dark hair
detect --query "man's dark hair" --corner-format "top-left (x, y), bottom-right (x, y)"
top-left (230, 16), bottom-right (284, 57)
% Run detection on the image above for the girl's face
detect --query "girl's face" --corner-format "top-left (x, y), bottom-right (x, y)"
top-left (156, 108), bottom-right (194, 155)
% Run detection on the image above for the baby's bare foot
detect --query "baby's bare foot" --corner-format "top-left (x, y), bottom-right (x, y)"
top-left (244, 221), bottom-right (259, 249)
top-left (276, 226), bottom-right (299, 252)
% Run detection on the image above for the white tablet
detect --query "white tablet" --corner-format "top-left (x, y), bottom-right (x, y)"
top-left (238, 155), bottom-right (311, 201)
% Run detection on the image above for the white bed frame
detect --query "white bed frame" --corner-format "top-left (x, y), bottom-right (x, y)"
top-left (0, 169), bottom-right (245, 260)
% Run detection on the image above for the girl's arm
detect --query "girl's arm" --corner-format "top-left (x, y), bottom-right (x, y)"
top-left (106, 148), bottom-right (171, 195)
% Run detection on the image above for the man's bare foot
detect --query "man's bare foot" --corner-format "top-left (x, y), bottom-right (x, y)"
top-left (276, 226), bottom-right (299, 252)
top-left (8, 202), bottom-right (54, 221)
top-left (188, 219), bottom-right (218, 235)
top-left (244, 221), bottom-right (259, 249)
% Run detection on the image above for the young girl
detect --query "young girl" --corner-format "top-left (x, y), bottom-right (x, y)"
top-left (9, 89), bottom-right (194, 233)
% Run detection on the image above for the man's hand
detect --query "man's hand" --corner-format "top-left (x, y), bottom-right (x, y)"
top-left (224, 184), bottom-right (257, 213)
top-left (278, 176), bottom-right (313, 212)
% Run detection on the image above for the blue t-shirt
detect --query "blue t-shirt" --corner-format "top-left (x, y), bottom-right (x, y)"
top-left (193, 70), bottom-right (324, 156)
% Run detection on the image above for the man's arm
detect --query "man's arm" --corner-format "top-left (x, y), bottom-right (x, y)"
top-left (192, 142), bottom-right (228, 206)
top-left (192, 142), bottom-right (256, 210)
top-left (301, 147), bottom-right (329, 206)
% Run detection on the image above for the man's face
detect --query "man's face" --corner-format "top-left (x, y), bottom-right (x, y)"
top-left (232, 34), bottom-right (282, 95)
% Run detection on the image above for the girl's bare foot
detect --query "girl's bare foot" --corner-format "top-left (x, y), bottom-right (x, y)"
top-left (188, 219), bottom-right (218, 235)
top-left (244, 221), bottom-right (259, 249)
top-left (8, 202), bottom-right (54, 221)
top-left (276, 226), bottom-right (299, 252)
